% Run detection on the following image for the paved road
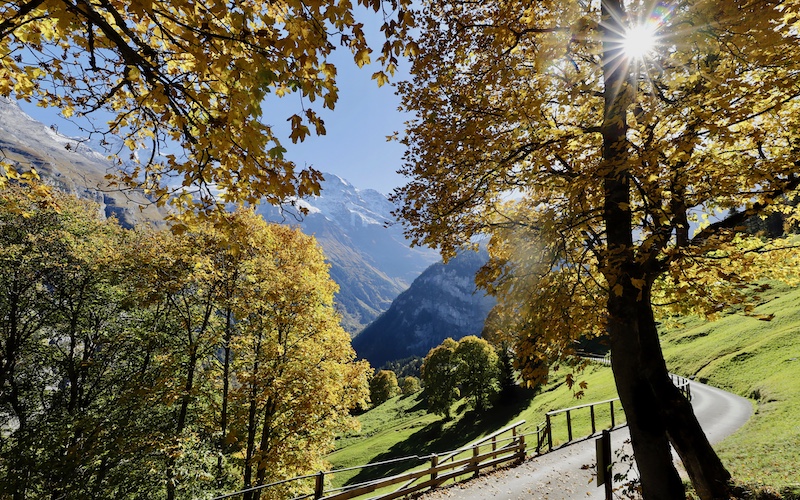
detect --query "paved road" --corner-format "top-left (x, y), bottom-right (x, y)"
top-left (417, 380), bottom-right (752, 499)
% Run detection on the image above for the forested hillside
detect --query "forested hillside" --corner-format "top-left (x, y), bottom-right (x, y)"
top-left (0, 187), bottom-right (369, 499)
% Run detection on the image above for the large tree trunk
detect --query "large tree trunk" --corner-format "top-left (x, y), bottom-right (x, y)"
top-left (599, 1), bottom-right (732, 497)
top-left (635, 288), bottom-right (733, 498)
top-left (608, 291), bottom-right (685, 498)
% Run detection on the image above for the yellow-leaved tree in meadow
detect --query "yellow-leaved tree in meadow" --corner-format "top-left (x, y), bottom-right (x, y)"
top-left (393, 0), bottom-right (800, 498)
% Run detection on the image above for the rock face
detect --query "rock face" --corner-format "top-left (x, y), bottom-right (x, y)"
top-left (0, 98), bottom-right (164, 228)
top-left (352, 249), bottom-right (496, 368)
top-left (258, 174), bottom-right (439, 334)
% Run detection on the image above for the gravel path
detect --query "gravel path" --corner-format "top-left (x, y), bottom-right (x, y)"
top-left (416, 380), bottom-right (752, 500)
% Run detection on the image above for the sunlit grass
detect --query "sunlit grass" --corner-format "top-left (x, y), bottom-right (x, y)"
top-left (326, 364), bottom-right (620, 489)
top-left (661, 283), bottom-right (800, 495)
top-left (330, 282), bottom-right (800, 496)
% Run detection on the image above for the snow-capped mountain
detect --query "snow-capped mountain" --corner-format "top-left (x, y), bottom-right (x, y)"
top-left (0, 98), bottom-right (165, 227)
top-left (258, 174), bottom-right (440, 333)
top-left (352, 248), bottom-right (496, 368)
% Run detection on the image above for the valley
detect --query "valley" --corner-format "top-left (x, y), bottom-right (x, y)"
top-left (329, 284), bottom-right (800, 498)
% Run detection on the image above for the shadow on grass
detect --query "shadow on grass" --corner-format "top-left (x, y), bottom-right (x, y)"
top-left (343, 385), bottom-right (537, 486)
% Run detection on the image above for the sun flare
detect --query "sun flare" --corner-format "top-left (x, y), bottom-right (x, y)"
top-left (622, 24), bottom-right (658, 59)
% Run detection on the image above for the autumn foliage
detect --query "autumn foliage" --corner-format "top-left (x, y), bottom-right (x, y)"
top-left (0, 187), bottom-right (369, 499)
top-left (0, 0), bottom-right (415, 211)
top-left (394, 0), bottom-right (800, 497)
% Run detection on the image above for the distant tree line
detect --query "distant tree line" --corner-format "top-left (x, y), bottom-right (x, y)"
top-left (0, 186), bottom-right (370, 500)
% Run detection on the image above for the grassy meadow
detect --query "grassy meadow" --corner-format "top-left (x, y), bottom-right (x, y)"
top-left (661, 284), bottom-right (800, 496)
top-left (331, 284), bottom-right (800, 496)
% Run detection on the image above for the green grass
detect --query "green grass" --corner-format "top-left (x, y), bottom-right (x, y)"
top-left (661, 285), bottom-right (800, 496)
top-left (326, 364), bottom-right (620, 488)
top-left (331, 283), bottom-right (800, 497)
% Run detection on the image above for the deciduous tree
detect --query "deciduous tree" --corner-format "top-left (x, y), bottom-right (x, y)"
top-left (369, 369), bottom-right (400, 406)
top-left (420, 338), bottom-right (459, 418)
top-left (0, 0), bottom-right (414, 211)
top-left (394, 0), bottom-right (800, 497)
top-left (401, 376), bottom-right (421, 396)
top-left (452, 336), bottom-right (499, 411)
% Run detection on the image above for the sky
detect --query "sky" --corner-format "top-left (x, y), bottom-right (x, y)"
top-left (18, 11), bottom-right (412, 197)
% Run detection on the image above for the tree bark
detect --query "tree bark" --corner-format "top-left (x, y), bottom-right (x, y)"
top-left (608, 290), bottom-right (685, 498)
top-left (635, 289), bottom-right (733, 498)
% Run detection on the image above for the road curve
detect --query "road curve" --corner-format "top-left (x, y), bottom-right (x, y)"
top-left (416, 380), bottom-right (752, 500)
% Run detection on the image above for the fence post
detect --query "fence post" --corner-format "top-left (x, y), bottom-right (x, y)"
top-left (314, 471), bottom-right (324, 499)
top-left (430, 454), bottom-right (438, 484)
top-left (566, 410), bottom-right (573, 442)
top-left (546, 413), bottom-right (552, 451)
top-left (517, 434), bottom-right (526, 462)
top-left (472, 445), bottom-right (480, 478)
top-left (610, 400), bottom-right (615, 428)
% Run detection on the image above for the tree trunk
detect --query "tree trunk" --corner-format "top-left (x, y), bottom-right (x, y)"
top-left (635, 288), bottom-right (733, 498)
top-left (608, 292), bottom-right (685, 498)
top-left (598, 1), bottom-right (731, 497)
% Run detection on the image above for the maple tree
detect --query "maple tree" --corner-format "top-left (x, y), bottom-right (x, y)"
top-left (0, 0), bottom-right (414, 210)
top-left (394, 0), bottom-right (800, 497)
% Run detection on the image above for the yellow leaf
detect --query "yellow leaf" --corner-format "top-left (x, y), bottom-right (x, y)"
top-left (355, 49), bottom-right (371, 68)
top-left (371, 71), bottom-right (389, 87)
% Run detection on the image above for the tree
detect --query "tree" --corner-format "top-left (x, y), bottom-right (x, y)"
top-left (401, 376), bottom-right (421, 396)
top-left (215, 213), bottom-right (370, 499)
top-left (420, 338), bottom-right (459, 418)
top-left (452, 336), bottom-right (499, 411)
top-left (0, 0), bottom-right (414, 211)
top-left (0, 195), bottom-right (371, 499)
top-left (0, 188), bottom-right (165, 499)
top-left (369, 370), bottom-right (400, 406)
top-left (394, 0), bottom-right (800, 498)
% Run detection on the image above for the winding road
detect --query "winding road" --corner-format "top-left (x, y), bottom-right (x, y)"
top-left (417, 380), bottom-right (752, 499)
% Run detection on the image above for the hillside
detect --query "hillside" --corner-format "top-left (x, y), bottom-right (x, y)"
top-left (331, 284), bottom-right (800, 497)
top-left (660, 283), bottom-right (800, 494)
top-left (0, 98), bottom-right (165, 228)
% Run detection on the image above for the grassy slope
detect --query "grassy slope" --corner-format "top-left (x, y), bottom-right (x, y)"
top-left (660, 285), bottom-right (800, 494)
top-left (327, 364), bottom-right (621, 488)
top-left (332, 285), bottom-right (800, 494)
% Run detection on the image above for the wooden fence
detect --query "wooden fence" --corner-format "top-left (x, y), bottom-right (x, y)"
top-left (537, 372), bottom-right (693, 451)
top-left (212, 372), bottom-right (693, 500)
top-left (212, 421), bottom-right (527, 500)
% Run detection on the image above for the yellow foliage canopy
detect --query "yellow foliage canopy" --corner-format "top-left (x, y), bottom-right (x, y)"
top-left (0, 0), bottom-right (414, 211)
top-left (395, 0), bottom-right (800, 363)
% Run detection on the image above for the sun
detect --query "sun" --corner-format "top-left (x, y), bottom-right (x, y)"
top-left (622, 24), bottom-right (658, 59)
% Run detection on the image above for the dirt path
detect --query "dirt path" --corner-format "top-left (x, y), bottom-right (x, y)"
top-left (416, 380), bottom-right (752, 499)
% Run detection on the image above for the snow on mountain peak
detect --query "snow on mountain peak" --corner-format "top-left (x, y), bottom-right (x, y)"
top-left (301, 172), bottom-right (397, 228)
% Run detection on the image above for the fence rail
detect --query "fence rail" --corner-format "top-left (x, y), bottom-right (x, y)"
top-left (212, 421), bottom-right (527, 500)
top-left (213, 368), bottom-right (694, 500)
